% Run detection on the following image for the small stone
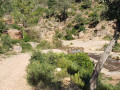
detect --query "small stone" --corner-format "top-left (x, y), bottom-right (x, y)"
top-left (12, 46), bottom-right (22, 53)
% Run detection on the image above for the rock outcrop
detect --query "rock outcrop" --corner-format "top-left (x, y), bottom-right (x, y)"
top-left (7, 29), bottom-right (23, 40)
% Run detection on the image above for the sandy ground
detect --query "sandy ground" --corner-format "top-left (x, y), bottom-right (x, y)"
top-left (0, 53), bottom-right (33, 90)
top-left (62, 40), bottom-right (109, 52)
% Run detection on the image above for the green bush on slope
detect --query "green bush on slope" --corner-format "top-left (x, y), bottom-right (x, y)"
top-left (27, 51), bottom-right (94, 89)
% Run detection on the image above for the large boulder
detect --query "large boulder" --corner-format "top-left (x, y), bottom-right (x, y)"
top-left (7, 29), bottom-right (23, 40)
top-left (12, 45), bottom-right (22, 53)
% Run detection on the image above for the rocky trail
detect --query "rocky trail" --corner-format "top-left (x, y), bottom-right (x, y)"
top-left (0, 53), bottom-right (33, 90)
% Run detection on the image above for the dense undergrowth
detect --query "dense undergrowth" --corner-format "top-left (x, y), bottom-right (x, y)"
top-left (27, 51), bottom-right (120, 90)
top-left (27, 51), bottom-right (94, 89)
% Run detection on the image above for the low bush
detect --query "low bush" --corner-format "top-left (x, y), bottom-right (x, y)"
top-left (67, 23), bottom-right (72, 28)
top-left (67, 53), bottom-right (94, 73)
top-left (65, 29), bottom-right (74, 40)
top-left (74, 24), bottom-right (85, 32)
top-left (30, 51), bottom-right (58, 64)
top-left (36, 40), bottom-right (52, 49)
top-left (27, 51), bottom-right (94, 89)
top-left (112, 43), bottom-right (120, 52)
top-left (26, 17), bottom-right (39, 26)
top-left (81, 0), bottom-right (91, 9)
top-left (1, 34), bottom-right (12, 52)
top-left (57, 58), bottom-right (72, 69)
top-left (75, 14), bottom-right (85, 25)
top-left (0, 34), bottom-right (21, 54)
top-left (20, 41), bottom-right (33, 52)
top-left (12, 24), bottom-right (22, 30)
top-left (71, 72), bottom-right (85, 88)
top-left (23, 30), bottom-right (31, 42)
top-left (0, 20), bottom-right (6, 35)
top-left (27, 61), bottom-right (56, 87)
top-left (88, 12), bottom-right (99, 28)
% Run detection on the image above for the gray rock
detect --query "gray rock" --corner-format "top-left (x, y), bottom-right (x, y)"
top-left (13, 46), bottom-right (22, 53)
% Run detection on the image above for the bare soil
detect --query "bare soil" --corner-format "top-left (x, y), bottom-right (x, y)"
top-left (0, 53), bottom-right (33, 90)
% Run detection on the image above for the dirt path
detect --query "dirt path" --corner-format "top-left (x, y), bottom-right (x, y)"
top-left (62, 40), bottom-right (109, 52)
top-left (0, 53), bottom-right (33, 90)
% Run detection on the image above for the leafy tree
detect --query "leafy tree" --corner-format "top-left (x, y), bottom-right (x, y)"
top-left (90, 0), bottom-right (120, 90)
top-left (47, 0), bottom-right (71, 21)
top-left (56, 0), bottom-right (71, 21)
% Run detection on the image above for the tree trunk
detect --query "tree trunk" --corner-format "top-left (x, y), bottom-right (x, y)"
top-left (90, 20), bottom-right (120, 90)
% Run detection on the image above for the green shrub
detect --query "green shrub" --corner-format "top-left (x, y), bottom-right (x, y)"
top-left (71, 72), bottom-right (84, 88)
top-left (75, 14), bottom-right (85, 25)
top-left (112, 43), bottom-right (120, 52)
top-left (65, 29), bottom-right (74, 40)
top-left (67, 53), bottom-right (94, 70)
top-left (36, 40), bottom-right (52, 49)
top-left (1, 34), bottom-right (12, 51)
top-left (88, 12), bottom-right (99, 27)
top-left (26, 17), bottom-right (39, 26)
top-left (57, 58), bottom-right (72, 69)
top-left (27, 52), bottom-right (94, 89)
top-left (55, 69), bottom-right (69, 80)
top-left (12, 24), bottom-right (22, 30)
top-left (79, 25), bottom-right (85, 32)
top-left (46, 51), bottom-right (59, 65)
top-left (0, 20), bottom-right (6, 35)
top-left (81, 0), bottom-right (91, 9)
top-left (27, 51), bottom-right (62, 89)
top-left (23, 30), bottom-right (31, 42)
top-left (20, 41), bottom-right (33, 52)
top-left (74, 24), bottom-right (85, 32)
top-left (0, 34), bottom-right (20, 53)
top-left (27, 61), bottom-right (55, 87)
top-left (67, 62), bottom-right (80, 75)
top-left (67, 23), bottom-right (72, 28)
top-left (30, 51), bottom-right (46, 62)
top-left (31, 7), bottom-right (46, 17)
top-left (89, 12), bottom-right (99, 23)
top-left (30, 51), bottom-right (58, 65)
